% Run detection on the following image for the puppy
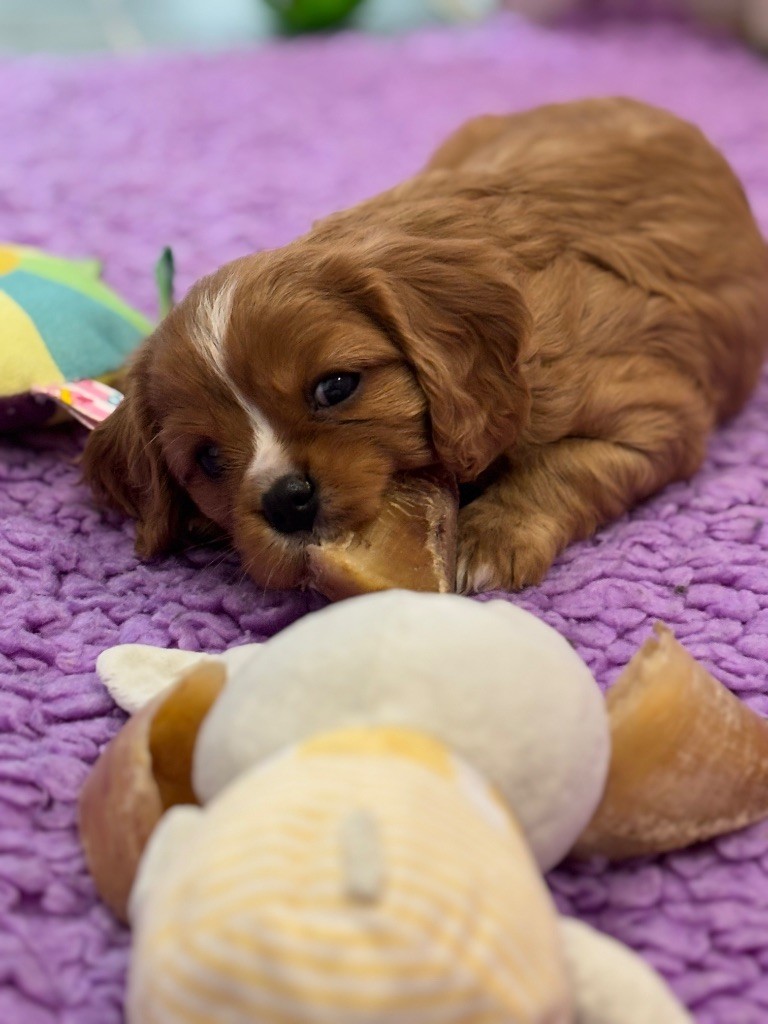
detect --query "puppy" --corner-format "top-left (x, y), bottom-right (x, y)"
top-left (83, 98), bottom-right (768, 593)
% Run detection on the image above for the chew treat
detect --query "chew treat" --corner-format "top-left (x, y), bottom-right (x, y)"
top-left (306, 469), bottom-right (458, 600)
top-left (78, 660), bottom-right (226, 920)
top-left (574, 623), bottom-right (768, 860)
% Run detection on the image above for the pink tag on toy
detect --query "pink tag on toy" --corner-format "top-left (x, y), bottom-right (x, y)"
top-left (31, 380), bottom-right (123, 430)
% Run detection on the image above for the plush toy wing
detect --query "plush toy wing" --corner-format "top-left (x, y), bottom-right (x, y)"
top-left (97, 642), bottom-right (263, 713)
top-left (97, 646), bottom-right (223, 714)
top-left (560, 918), bottom-right (693, 1023)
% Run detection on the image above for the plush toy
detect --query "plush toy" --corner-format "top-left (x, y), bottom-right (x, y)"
top-left (79, 591), bottom-right (768, 1022)
top-left (0, 244), bottom-right (170, 431)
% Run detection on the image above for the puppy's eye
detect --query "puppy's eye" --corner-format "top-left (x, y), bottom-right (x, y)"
top-left (313, 372), bottom-right (360, 409)
top-left (195, 442), bottom-right (225, 481)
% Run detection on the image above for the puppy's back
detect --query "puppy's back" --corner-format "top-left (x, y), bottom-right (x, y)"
top-left (429, 97), bottom-right (726, 179)
top-left (428, 98), bottom-right (768, 421)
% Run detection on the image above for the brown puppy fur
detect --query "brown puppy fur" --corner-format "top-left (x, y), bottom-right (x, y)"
top-left (83, 98), bottom-right (768, 593)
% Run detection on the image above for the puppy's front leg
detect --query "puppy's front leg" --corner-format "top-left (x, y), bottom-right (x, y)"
top-left (456, 433), bottom-right (704, 593)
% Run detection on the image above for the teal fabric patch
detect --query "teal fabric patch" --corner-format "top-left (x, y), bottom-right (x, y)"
top-left (0, 269), bottom-right (148, 381)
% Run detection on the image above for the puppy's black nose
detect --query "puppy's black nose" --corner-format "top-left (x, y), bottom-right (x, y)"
top-left (261, 474), bottom-right (318, 534)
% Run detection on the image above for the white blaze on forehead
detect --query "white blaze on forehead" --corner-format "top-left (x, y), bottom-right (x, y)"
top-left (189, 277), bottom-right (296, 490)
top-left (247, 407), bottom-right (295, 491)
top-left (190, 278), bottom-right (238, 374)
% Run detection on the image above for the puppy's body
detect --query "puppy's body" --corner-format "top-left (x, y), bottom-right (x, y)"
top-left (84, 98), bottom-right (768, 592)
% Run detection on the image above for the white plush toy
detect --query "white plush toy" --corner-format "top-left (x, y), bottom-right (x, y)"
top-left (81, 591), bottom-right (714, 1023)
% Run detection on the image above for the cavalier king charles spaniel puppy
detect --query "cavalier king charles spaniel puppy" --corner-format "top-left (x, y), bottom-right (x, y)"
top-left (83, 98), bottom-right (768, 593)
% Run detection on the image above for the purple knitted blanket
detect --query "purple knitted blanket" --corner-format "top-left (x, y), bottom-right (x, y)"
top-left (2, 13), bottom-right (768, 1023)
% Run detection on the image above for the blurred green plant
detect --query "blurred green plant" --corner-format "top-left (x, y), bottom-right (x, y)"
top-left (155, 247), bottom-right (175, 319)
top-left (263, 0), bottom-right (367, 32)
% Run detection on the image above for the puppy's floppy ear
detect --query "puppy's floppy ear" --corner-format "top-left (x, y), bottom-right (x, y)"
top-left (327, 236), bottom-right (532, 480)
top-left (81, 348), bottom-right (195, 559)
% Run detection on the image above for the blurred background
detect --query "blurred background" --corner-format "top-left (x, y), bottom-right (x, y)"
top-left (0, 0), bottom-right (496, 54)
top-left (0, 0), bottom-right (765, 55)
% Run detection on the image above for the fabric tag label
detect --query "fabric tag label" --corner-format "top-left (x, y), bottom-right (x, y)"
top-left (31, 379), bottom-right (124, 430)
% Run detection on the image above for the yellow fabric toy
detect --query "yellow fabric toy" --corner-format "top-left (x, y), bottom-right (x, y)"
top-left (131, 727), bottom-right (572, 1022)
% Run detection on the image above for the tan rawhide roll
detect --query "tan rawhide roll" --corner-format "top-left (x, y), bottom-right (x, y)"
top-left (306, 468), bottom-right (458, 600)
top-left (574, 622), bottom-right (768, 860)
top-left (78, 660), bottom-right (226, 921)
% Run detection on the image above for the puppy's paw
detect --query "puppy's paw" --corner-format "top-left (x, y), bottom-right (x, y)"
top-left (456, 504), bottom-right (561, 594)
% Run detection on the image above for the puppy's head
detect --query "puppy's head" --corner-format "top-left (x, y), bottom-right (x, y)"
top-left (83, 233), bottom-right (531, 588)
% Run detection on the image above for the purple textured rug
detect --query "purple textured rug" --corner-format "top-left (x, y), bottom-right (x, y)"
top-left (2, 13), bottom-right (768, 1023)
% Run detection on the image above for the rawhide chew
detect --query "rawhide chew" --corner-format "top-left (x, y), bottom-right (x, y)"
top-left (574, 622), bottom-right (768, 860)
top-left (78, 660), bottom-right (226, 920)
top-left (306, 468), bottom-right (458, 600)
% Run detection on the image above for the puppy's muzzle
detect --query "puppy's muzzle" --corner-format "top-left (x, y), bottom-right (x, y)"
top-left (261, 473), bottom-right (318, 535)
